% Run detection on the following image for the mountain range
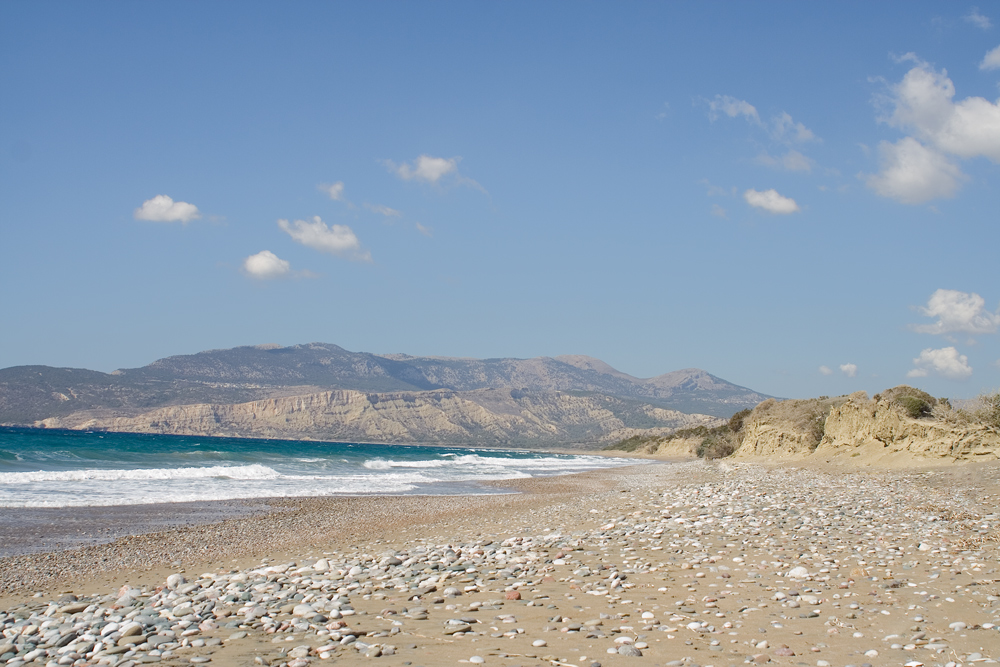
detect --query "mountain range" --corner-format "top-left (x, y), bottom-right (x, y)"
top-left (0, 343), bottom-right (772, 446)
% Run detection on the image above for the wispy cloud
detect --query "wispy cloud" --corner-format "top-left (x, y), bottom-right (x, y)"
top-left (743, 188), bottom-right (800, 214)
top-left (318, 182), bottom-right (346, 201)
top-left (705, 97), bottom-right (818, 145)
top-left (415, 222), bottom-right (432, 237)
top-left (390, 155), bottom-right (457, 183)
top-left (770, 112), bottom-right (817, 144)
top-left (981, 45), bottom-right (1000, 71)
top-left (384, 154), bottom-right (486, 193)
top-left (964, 7), bottom-right (992, 29)
top-left (756, 149), bottom-right (814, 172)
top-left (242, 250), bottom-right (292, 279)
top-left (133, 195), bottom-right (201, 223)
top-left (365, 203), bottom-right (402, 217)
top-left (706, 95), bottom-right (761, 124)
top-left (277, 216), bottom-right (371, 262)
top-left (819, 365), bottom-right (833, 376)
top-left (700, 179), bottom-right (733, 197)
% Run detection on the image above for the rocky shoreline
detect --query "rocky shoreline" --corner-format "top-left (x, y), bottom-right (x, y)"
top-left (2, 460), bottom-right (1000, 667)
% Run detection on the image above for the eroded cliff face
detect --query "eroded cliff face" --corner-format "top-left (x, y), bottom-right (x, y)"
top-left (815, 391), bottom-right (1000, 463)
top-left (733, 396), bottom-right (841, 460)
top-left (734, 390), bottom-right (1000, 464)
top-left (37, 388), bottom-right (716, 446)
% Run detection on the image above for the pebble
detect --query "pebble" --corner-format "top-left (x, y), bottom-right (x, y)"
top-left (0, 461), bottom-right (997, 667)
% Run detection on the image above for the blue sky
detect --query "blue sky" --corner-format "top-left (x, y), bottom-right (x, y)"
top-left (2, 1), bottom-right (999, 401)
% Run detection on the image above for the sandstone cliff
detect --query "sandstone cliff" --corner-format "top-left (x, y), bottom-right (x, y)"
top-left (734, 388), bottom-right (1000, 465)
top-left (814, 391), bottom-right (1000, 463)
top-left (38, 388), bottom-right (717, 447)
top-left (732, 396), bottom-right (846, 460)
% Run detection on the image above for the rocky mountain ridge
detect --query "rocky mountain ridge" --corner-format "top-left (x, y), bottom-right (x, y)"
top-left (36, 387), bottom-right (719, 447)
top-left (0, 342), bottom-right (765, 445)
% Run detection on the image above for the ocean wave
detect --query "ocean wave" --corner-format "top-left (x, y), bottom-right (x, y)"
top-left (0, 463), bottom-right (280, 484)
top-left (363, 453), bottom-right (614, 471)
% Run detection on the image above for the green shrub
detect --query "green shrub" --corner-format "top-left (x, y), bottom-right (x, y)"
top-left (808, 413), bottom-right (827, 448)
top-left (727, 408), bottom-right (751, 434)
top-left (695, 430), bottom-right (736, 459)
top-left (878, 385), bottom-right (937, 419)
top-left (672, 425), bottom-right (711, 439)
top-left (603, 435), bottom-right (652, 452)
top-left (896, 395), bottom-right (933, 419)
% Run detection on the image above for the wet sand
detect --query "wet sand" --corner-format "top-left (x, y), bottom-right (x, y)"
top-left (0, 500), bottom-right (277, 558)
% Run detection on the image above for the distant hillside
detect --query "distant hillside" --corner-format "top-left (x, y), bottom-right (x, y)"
top-left (0, 342), bottom-right (771, 445)
top-left (37, 388), bottom-right (720, 447)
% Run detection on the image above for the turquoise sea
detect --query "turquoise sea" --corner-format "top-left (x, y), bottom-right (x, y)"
top-left (0, 427), bottom-right (635, 508)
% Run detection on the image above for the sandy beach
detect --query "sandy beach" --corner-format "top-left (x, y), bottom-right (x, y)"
top-left (2, 458), bottom-right (999, 667)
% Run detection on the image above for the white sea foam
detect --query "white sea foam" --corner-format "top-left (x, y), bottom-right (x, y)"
top-left (363, 453), bottom-right (616, 472)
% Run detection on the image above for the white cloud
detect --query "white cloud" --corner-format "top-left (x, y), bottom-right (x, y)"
top-left (867, 57), bottom-right (1000, 203)
top-left (982, 45), bottom-right (1000, 71)
top-left (839, 363), bottom-right (858, 378)
top-left (365, 203), bottom-right (401, 217)
top-left (243, 250), bottom-right (291, 279)
top-left (965, 7), bottom-right (992, 29)
top-left (743, 188), bottom-right (800, 214)
top-left (907, 346), bottom-right (973, 379)
top-left (710, 203), bottom-right (728, 218)
top-left (887, 61), bottom-right (1000, 161)
top-left (415, 222), bottom-right (432, 237)
top-left (865, 137), bottom-right (963, 204)
top-left (912, 288), bottom-right (1000, 335)
top-left (277, 216), bottom-right (371, 262)
top-left (771, 112), bottom-right (817, 143)
top-left (319, 182), bottom-right (345, 201)
top-left (133, 195), bottom-right (201, 223)
top-left (387, 155), bottom-right (459, 183)
top-left (819, 365), bottom-right (833, 376)
top-left (707, 95), bottom-right (761, 124)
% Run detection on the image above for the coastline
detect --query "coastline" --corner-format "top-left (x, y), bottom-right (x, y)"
top-left (2, 458), bottom-right (999, 667)
top-left (0, 461), bottom-right (671, 601)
